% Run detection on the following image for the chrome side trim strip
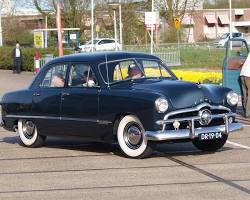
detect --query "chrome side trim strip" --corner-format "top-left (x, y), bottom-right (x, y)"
top-left (5, 115), bottom-right (112, 125)
top-left (145, 122), bottom-right (242, 141)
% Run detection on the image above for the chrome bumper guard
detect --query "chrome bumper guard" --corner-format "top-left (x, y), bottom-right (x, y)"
top-left (145, 103), bottom-right (242, 141)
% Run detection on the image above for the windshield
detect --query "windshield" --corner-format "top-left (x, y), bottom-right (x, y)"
top-left (98, 58), bottom-right (176, 84)
top-left (86, 40), bottom-right (99, 45)
top-left (220, 33), bottom-right (229, 39)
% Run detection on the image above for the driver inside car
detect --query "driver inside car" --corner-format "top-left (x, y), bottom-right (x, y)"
top-left (127, 64), bottom-right (143, 79)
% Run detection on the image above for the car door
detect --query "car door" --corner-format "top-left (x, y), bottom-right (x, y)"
top-left (31, 63), bottom-right (68, 135)
top-left (60, 63), bottom-right (104, 139)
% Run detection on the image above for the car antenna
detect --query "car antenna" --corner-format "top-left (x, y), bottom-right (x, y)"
top-left (105, 53), bottom-right (110, 88)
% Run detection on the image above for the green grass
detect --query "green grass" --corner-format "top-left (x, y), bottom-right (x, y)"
top-left (179, 47), bottom-right (225, 69)
top-left (124, 45), bottom-right (226, 69)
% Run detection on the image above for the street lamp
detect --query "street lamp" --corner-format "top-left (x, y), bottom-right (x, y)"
top-left (108, 3), bottom-right (122, 51)
top-left (151, 0), bottom-right (154, 54)
top-left (91, 0), bottom-right (94, 52)
top-left (229, 0), bottom-right (232, 49)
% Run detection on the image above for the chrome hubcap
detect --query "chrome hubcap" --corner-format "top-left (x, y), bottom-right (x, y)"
top-left (22, 121), bottom-right (35, 139)
top-left (124, 123), bottom-right (143, 149)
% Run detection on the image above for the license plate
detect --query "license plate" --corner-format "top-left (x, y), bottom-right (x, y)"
top-left (198, 132), bottom-right (223, 141)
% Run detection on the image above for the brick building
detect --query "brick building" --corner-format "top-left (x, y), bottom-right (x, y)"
top-left (182, 8), bottom-right (250, 42)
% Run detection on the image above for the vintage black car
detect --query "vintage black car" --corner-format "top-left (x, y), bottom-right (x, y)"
top-left (0, 52), bottom-right (242, 158)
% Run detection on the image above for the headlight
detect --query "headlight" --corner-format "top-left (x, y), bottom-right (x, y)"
top-left (155, 97), bottom-right (169, 113)
top-left (227, 91), bottom-right (239, 106)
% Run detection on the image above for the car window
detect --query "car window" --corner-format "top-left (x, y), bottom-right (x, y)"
top-left (107, 40), bottom-right (115, 43)
top-left (113, 60), bottom-right (142, 81)
top-left (140, 60), bottom-right (172, 78)
top-left (68, 64), bottom-right (98, 88)
top-left (232, 33), bottom-right (242, 38)
top-left (98, 40), bottom-right (106, 45)
top-left (99, 58), bottom-right (175, 84)
top-left (40, 64), bottom-right (68, 88)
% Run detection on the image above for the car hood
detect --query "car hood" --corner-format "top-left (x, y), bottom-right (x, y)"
top-left (128, 79), bottom-right (228, 109)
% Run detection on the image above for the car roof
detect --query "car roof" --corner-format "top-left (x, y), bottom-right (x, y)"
top-left (46, 51), bottom-right (160, 66)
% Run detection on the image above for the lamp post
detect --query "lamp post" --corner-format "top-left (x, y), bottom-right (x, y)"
top-left (91, 0), bottom-right (94, 52)
top-left (151, 0), bottom-right (154, 54)
top-left (229, 0), bottom-right (232, 49)
top-left (113, 8), bottom-right (118, 51)
top-left (108, 3), bottom-right (122, 51)
top-left (119, 2), bottom-right (122, 50)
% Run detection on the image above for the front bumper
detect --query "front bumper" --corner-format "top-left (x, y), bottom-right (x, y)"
top-left (145, 122), bottom-right (242, 141)
top-left (145, 103), bottom-right (242, 141)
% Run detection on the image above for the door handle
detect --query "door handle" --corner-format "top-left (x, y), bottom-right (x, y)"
top-left (33, 93), bottom-right (40, 96)
top-left (62, 92), bottom-right (70, 97)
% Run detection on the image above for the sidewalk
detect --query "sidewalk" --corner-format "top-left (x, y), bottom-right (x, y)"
top-left (0, 69), bottom-right (34, 98)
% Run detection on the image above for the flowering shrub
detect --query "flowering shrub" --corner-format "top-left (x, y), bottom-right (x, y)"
top-left (172, 70), bottom-right (222, 85)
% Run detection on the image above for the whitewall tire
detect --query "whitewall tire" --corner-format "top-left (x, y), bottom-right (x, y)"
top-left (18, 119), bottom-right (45, 147)
top-left (117, 115), bottom-right (154, 158)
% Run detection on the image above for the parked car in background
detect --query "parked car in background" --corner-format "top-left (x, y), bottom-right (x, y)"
top-left (215, 32), bottom-right (245, 47)
top-left (79, 38), bottom-right (121, 52)
top-left (0, 52), bottom-right (242, 158)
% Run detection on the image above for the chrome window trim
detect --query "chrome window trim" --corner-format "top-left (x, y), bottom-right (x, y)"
top-left (97, 57), bottom-right (165, 85)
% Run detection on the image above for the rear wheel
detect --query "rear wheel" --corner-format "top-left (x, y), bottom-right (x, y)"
top-left (117, 115), bottom-right (154, 158)
top-left (18, 119), bottom-right (46, 147)
top-left (192, 134), bottom-right (228, 151)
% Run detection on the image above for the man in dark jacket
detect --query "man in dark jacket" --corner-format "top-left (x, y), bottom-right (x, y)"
top-left (12, 42), bottom-right (22, 74)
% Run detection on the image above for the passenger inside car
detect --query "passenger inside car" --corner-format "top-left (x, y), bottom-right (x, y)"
top-left (51, 72), bottom-right (65, 87)
top-left (83, 70), bottom-right (96, 87)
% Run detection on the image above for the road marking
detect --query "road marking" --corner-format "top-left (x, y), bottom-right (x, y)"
top-left (227, 140), bottom-right (250, 149)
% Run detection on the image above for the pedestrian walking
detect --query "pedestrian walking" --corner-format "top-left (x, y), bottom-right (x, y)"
top-left (12, 42), bottom-right (22, 74)
top-left (240, 52), bottom-right (250, 118)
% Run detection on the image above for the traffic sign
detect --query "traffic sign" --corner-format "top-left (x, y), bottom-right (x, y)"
top-left (34, 31), bottom-right (44, 48)
top-left (96, 25), bottom-right (100, 33)
top-left (174, 17), bottom-right (181, 30)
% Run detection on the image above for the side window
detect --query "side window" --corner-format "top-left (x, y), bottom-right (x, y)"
top-left (68, 64), bottom-right (98, 87)
top-left (113, 60), bottom-right (143, 81)
top-left (40, 64), bottom-right (67, 88)
top-left (142, 60), bottom-right (172, 78)
top-left (98, 40), bottom-right (105, 45)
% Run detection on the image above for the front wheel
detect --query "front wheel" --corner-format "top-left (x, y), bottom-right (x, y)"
top-left (117, 115), bottom-right (154, 158)
top-left (18, 119), bottom-right (46, 147)
top-left (192, 134), bottom-right (228, 152)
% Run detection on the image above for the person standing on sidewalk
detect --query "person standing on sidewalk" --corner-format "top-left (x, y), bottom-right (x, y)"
top-left (240, 52), bottom-right (250, 118)
top-left (12, 42), bottom-right (22, 74)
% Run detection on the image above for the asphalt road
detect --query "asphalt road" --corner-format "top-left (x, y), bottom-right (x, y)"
top-left (0, 70), bottom-right (250, 200)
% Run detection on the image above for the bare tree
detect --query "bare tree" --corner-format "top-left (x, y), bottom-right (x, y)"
top-left (33, 0), bottom-right (91, 42)
top-left (159, 0), bottom-right (202, 42)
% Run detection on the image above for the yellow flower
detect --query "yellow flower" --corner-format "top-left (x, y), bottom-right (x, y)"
top-left (172, 70), bottom-right (222, 84)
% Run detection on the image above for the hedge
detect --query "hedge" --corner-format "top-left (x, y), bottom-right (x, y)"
top-left (0, 47), bottom-right (72, 71)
